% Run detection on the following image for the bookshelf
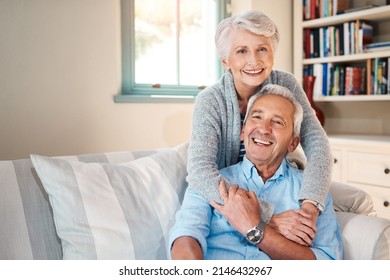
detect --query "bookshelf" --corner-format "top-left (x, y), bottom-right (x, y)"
top-left (293, 1), bottom-right (390, 219)
top-left (293, 2), bottom-right (390, 101)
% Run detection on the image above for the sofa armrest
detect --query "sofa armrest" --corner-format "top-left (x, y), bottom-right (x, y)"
top-left (336, 211), bottom-right (390, 259)
top-left (330, 181), bottom-right (376, 216)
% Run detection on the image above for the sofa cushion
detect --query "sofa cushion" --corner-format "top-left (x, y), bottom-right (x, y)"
top-left (30, 143), bottom-right (188, 259)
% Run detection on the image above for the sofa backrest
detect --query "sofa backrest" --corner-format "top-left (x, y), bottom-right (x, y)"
top-left (0, 159), bottom-right (62, 259)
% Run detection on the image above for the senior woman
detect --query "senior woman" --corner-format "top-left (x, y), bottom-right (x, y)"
top-left (187, 10), bottom-right (333, 245)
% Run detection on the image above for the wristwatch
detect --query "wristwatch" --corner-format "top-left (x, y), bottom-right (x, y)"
top-left (246, 221), bottom-right (266, 245)
top-left (303, 199), bottom-right (323, 213)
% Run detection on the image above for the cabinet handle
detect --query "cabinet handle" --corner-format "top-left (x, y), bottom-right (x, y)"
top-left (385, 168), bottom-right (390, 174)
top-left (333, 158), bottom-right (338, 164)
top-left (384, 201), bottom-right (390, 207)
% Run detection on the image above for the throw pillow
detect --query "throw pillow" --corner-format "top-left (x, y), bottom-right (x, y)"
top-left (30, 144), bottom-right (188, 260)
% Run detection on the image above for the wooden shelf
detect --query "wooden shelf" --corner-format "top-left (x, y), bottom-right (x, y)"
top-left (314, 94), bottom-right (390, 102)
top-left (303, 50), bottom-right (390, 65)
top-left (302, 5), bottom-right (390, 28)
top-left (328, 134), bottom-right (390, 144)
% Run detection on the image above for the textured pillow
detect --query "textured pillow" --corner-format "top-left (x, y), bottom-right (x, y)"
top-left (30, 143), bottom-right (188, 260)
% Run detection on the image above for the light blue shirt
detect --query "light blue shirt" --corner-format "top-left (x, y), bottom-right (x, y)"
top-left (169, 156), bottom-right (343, 260)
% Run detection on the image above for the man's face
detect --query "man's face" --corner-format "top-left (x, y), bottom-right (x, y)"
top-left (240, 94), bottom-right (299, 167)
top-left (222, 29), bottom-right (274, 94)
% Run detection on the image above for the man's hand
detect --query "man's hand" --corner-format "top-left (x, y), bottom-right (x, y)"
top-left (210, 181), bottom-right (260, 236)
top-left (268, 209), bottom-right (316, 246)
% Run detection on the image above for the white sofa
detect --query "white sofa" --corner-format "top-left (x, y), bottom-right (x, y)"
top-left (1, 143), bottom-right (390, 259)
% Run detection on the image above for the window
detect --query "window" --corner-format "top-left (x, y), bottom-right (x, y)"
top-left (116, 0), bottom-right (230, 102)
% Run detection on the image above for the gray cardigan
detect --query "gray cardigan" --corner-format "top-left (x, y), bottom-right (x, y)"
top-left (187, 70), bottom-right (333, 222)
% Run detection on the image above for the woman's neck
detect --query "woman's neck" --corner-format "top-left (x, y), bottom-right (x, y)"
top-left (236, 87), bottom-right (258, 115)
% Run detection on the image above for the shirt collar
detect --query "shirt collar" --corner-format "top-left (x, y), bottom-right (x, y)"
top-left (241, 155), bottom-right (287, 182)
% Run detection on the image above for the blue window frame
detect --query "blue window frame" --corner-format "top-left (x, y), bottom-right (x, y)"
top-left (115, 0), bottom-right (230, 103)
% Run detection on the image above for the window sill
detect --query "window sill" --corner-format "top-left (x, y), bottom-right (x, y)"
top-left (114, 94), bottom-right (196, 103)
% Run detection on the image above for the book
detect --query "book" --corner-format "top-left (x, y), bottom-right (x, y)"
top-left (312, 28), bottom-right (320, 58)
top-left (374, 58), bottom-right (379, 94)
top-left (343, 22), bottom-right (350, 55)
top-left (339, 66), bottom-right (346, 95)
top-left (328, 63), bottom-right (334, 95)
top-left (358, 21), bottom-right (373, 52)
top-left (388, 57), bottom-right (390, 94)
top-left (350, 21), bottom-right (355, 54)
top-left (313, 63), bottom-right (323, 97)
top-left (381, 58), bottom-right (388, 95)
top-left (377, 59), bottom-right (383, 94)
top-left (364, 41), bottom-right (390, 52)
top-left (345, 66), bottom-right (365, 95)
top-left (336, 0), bottom-right (349, 14)
top-left (366, 58), bottom-right (373, 95)
top-left (322, 63), bottom-right (329, 96)
top-left (304, 28), bottom-right (311, 58)
top-left (333, 65), bottom-right (341, 95)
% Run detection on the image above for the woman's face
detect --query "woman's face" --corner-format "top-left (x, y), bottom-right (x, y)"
top-left (222, 29), bottom-right (275, 95)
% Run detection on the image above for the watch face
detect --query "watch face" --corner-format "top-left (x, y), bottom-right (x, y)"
top-left (247, 228), bottom-right (263, 244)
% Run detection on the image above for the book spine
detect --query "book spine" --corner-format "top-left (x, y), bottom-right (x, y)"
top-left (366, 58), bottom-right (373, 95)
top-left (388, 57), bottom-right (390, 94)
top-left (381, 59), bottom-right (387, 95)
top-left (343, 22), bottom-right (349, 55)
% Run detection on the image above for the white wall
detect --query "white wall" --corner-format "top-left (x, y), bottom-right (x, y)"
top-left (0, 0), bottom-right (292, 160)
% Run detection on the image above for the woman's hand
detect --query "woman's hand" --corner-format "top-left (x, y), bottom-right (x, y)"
top-left (268, 209), bottom-right (317, 246)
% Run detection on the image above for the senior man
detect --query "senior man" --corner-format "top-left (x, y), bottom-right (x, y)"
top-left (169, 84), bottom-right (343, 260)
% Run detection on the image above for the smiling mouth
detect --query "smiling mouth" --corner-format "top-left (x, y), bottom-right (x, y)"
top-left (243, 69), bottom-right (264, 75)
top-left (253, 138), bottom-right (272, 146)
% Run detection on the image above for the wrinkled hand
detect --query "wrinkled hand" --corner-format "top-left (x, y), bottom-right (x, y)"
top-left (268, 209), bottom-right (317, 246)
top-left (210, 181), bottom-right (260, 236)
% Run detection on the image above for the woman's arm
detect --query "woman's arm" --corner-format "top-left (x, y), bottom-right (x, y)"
top-left (186, 88), bottom-right (229, 205)
top-left (280, 71), bottom-right (333, 211)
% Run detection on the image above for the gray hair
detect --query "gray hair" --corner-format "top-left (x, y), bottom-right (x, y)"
top-left (215, 10), bottom-right (280, 60)
top-left (244, 84), bottom-right (303, 137)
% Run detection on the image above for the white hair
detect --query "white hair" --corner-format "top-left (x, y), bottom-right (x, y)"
top-left (244, 84), bottom-right (303, 137)
top-left (215, 10), bottom-right (280, 60)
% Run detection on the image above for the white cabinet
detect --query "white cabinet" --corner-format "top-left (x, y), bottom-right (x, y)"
top-left (329, 135), bottom-right (390, 219)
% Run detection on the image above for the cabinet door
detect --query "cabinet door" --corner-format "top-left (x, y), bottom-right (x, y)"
top-left (331, 149), bottom-right (342, 182)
